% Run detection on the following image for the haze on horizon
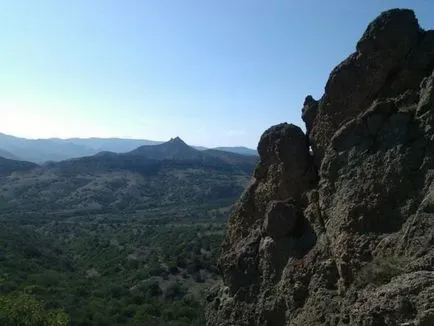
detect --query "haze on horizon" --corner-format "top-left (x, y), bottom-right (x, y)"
top-left (1, 0), bottom-right (433, 148)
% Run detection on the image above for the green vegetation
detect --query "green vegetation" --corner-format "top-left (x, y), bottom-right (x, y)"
top-left (0, 205), bottom-right (228, 325)
top-left (0, 292), bottom-right (69, 326)
top-left (0, 156), bottom-right (38, 176)
top-left (0, 166), bottom-right (250, 214)
top-left (0, 140), bottom-right (255, 324)
top-left (0, 138), bottom-right (256, 214)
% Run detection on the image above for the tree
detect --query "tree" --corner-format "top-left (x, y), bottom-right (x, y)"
top-left (0, 292), bottom-right (69, 326)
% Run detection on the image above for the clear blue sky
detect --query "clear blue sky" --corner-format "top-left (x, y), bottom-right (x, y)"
top-left (1, 1), bottom-right (433, 148)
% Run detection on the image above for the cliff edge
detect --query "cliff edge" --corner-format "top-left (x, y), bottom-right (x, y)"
top-left (206, 9), bottom-right (434, 326)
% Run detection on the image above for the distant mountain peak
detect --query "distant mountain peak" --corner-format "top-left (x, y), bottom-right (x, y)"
top-left (162, 137), bottom-right (191, 150)
top-left (127, 136), bottom-right (197, 161)
top-left (168, 136), bottom-right (186, 145)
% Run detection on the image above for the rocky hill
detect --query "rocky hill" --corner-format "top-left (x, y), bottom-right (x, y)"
top-left (206, 9), bottom-right (434, 326)
top-left (0, 133), bottom-right (257, 163)
top-left (0, 156), bottom-right (38, 177)
top-left (0, 138), bottom-right (257, 214)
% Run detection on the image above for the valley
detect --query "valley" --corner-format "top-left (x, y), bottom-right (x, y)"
top-left (0, 139), bottom-right (257, 325)
top-left (2, 3), bottom-right (434, 326)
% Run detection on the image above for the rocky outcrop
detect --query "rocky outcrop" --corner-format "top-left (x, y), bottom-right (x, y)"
top-left (206, 8), bottom-right (434, 326)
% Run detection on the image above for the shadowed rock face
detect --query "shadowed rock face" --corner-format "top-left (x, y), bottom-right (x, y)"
top-left (206, 8), bottom-right (434, 326)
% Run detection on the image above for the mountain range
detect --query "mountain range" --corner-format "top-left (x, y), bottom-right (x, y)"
top-left (0, 148), bottom-right (21, 160)
top-left (0, 136), bottom-right (257, 214)
top-left (0, 136), bottom-right (257, 325)
top-left (0, 132), bottom-right (258, 163)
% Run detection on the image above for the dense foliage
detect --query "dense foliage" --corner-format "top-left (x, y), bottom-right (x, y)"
top-left (0, 163), bottom-right (253, 213)
top-left (0, 292), bottom-right (69, 326)
top-left (0, 157), bottom-right (38, 176)
top-left (0, 205), bottom-right (228, 325)
top-left (0, 141), bottom-right (255, 324)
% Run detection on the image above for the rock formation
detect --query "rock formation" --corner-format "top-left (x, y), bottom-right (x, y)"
top-left (206, 9), bottom-right (434, 326)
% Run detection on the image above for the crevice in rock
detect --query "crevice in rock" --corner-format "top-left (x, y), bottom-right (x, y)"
top-left (290, 215), bottom-right (317, 258)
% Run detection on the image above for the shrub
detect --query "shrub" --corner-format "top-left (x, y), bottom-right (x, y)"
top-left (164, 281), bottom-right (187, 300)
top-left (0, 292), bottom-right (69, 326)
top-left (139, 280), bottom-right (162, 299)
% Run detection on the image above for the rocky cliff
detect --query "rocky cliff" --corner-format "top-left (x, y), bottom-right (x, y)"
top-left (206, 9), bottom-right (434, 326)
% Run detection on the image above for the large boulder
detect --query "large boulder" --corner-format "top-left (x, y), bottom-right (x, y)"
top-left (206, 8), bottom-right (434, 326)
top-left (263, 199), bottom-right (299, 238)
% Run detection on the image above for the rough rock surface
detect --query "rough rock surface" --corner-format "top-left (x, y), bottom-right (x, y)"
top-left (206, 9), bottom-right (434, 326)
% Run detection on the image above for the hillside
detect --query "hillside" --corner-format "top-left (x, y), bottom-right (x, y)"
top-left (0, 205), bottom-right (228, 325)
top-left (0, 148), bottom-right (21, 160)
top-left (0, 133), bottom-right (257, 163)
top-left (206, 9), bottom-right (434, 326)
top-left (55, 136), bottom-right (162, 152)
top-left (0, 156), bottom-right (38, 177)
top-left (213, 146), bottom-right (257, 156)
top-left (0, 137), bottom-right (257, 213)
top-left (0, 137), bottom-right (257, 325)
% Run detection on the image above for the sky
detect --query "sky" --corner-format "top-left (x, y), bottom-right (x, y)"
top-left (1, 1), bottom-right (433, 148)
